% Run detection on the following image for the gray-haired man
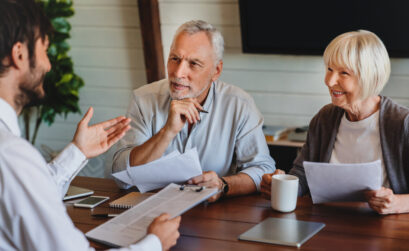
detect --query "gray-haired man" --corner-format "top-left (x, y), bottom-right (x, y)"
top-left (112, 20), bottom-right (276, 202)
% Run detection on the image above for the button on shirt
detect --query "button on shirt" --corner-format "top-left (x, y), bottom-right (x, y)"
top-left (112, 79), bottom-right (276, 189)
top-left (0, 98), bottom-right (161, 251)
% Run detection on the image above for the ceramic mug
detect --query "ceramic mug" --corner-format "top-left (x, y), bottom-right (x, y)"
top-left (271, 174), bottom-right (299, 212)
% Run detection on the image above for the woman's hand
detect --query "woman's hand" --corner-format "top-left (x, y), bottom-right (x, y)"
top-left (260, 169), bottom-right (285, 199)
top-left (365, 187), bottom-right (409, 214)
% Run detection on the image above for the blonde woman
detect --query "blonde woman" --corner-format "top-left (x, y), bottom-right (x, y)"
top-left (261, 30), bottom-right (409, 214)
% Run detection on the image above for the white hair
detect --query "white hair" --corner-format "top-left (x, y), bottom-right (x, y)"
top-left (323, 30), bottom-right (391, 100)
top-left (172, 20), bottom-right (224, 65)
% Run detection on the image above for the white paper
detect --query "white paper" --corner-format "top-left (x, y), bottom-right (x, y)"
top-left (112, 148), bottom-right (203, 193)
top-left (304, 160), bottom-right (382, 203)
top-left (86, 183), bottom-right (218, 247)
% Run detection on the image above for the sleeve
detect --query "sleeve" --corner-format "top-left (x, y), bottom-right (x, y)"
top-left (112, 92), bottom-right (152, 188)
top-left (112, 234), bottom-right (162, 251)
top-left (1, 141), bottom-right (162, 251)
top-left (289, 137), bottom-right (310, 196)
top-left (234, 98), bottom-right (276, 190)
top-left (47, 143), bottom-right (88, 198)
top-left (289, 111), bottom-right (322, 196)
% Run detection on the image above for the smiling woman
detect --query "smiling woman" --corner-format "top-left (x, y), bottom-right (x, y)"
top-left (322, 30), bottom-right (391, 121)
top-left (262, 30), bottom-right (409, 215)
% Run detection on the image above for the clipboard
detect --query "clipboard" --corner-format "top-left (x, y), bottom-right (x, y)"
top-left (86, 183), bottom-right (218, 247)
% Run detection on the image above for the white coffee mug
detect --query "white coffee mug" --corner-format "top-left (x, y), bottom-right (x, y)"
top-left (271, 174), bottom-right (299, 212)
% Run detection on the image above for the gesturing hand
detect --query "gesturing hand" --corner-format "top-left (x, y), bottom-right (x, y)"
top-left (72, 107), bottom-right (131, 159)
top-left (164, 98), bottom-right (204, 136)
top-left (148, 213), bottom-right (181, 251)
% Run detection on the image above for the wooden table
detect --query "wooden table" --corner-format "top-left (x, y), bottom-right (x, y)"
top-left (67, 176), bottom-right (409, 250)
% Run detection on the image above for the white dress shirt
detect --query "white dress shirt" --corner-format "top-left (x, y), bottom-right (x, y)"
top-left (112, 79), bottom-right (275, 189)
top-left (0, 98), bottom-right (161, 251)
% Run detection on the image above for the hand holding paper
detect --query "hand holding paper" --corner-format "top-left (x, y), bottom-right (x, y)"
top-left (304, 160), bottom-right (382, 204)
top-left (112, 148), bottom-right (203, 193)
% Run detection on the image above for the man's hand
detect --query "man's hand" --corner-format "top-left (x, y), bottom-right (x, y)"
top-left (188, 171), bottom-right (223, 202)
top-left (164, 99), bottom-right (204, 136)
top-left (260, 169), bottom-right (285, 200)
top-left (72, 107), bottom-right (131, 159)
top-left (148, 213), bottom-right (181, 251)
top-left (365, 187), bottom-right (409, 214)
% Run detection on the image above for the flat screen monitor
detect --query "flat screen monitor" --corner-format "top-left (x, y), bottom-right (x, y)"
top-left (239, 0), bottom-right (409, 57)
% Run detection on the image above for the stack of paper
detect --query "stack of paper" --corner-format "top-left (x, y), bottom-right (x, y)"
top-left (112, 148), bottom-right (203, 193)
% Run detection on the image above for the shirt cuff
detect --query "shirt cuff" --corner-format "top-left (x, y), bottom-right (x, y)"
top-left (53, 143), bottom-right (88, 175)
top-left (129, 234), bottom-right (162, 251)
top-left (112, 148), bottom-right (133, 189)
top-left (240, 168), bottom-right (262, 191)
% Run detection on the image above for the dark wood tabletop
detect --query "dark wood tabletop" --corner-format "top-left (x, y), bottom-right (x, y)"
top-left (67, 176), bottom-right (409, 250)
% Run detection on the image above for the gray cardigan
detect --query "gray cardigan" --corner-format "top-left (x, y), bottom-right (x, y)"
top-left (289, 96), bottom-right (409, 196)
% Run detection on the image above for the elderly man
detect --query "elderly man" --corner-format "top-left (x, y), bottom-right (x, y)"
top-left (113, 20), bottom-right (275, 202)
top-left (0, 0), bottom-right (180, 250)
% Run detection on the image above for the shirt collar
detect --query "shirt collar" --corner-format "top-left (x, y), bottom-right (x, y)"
top-left (0, 98), bottom-right (21, 137)
top-left (201, 81), bottom-right (215, 113)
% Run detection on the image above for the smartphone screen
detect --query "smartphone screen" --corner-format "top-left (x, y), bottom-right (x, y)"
top-left (78, 197), bottom-right (107, 205)
top-left (74, 196), bottom-right (109, 208)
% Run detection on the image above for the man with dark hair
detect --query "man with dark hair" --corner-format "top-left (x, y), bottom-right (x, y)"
top-left (0, 0), bottom-right (180, 250)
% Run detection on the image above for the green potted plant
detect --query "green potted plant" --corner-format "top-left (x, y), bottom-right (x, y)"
top-left (23, 0), bottom-right (84, 145)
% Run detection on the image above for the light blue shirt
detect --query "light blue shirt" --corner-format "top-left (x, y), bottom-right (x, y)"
top-left (112, 79), bottom-right (276, 190)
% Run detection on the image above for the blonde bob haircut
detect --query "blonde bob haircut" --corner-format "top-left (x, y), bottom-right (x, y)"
top-left (323, 30), bottom-right (391, 100)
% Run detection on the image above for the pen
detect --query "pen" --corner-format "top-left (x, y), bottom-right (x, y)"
top-left (92, 213), bottom-right (119, 218)
top-left (198, 109), bottom-right (208, 113)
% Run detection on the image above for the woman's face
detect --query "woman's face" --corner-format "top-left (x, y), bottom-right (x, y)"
top-left (324, 64), bottom-right (361, 109)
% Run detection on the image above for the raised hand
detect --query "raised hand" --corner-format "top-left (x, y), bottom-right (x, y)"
top-left (164, 98), bottom-right (204, 136)
top-left (72, 107), bottom-right (131, 159)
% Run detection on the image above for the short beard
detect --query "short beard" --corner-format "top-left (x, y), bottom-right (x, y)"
top-left (15, 71), bottom-right (46, 109)
top-left (169, 77), bottom-right (211, 100)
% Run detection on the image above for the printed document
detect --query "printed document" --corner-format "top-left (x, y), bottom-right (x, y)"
top-left (304, 160), bottom-right (382, 203)
top-left (112, 148), bottom-right (203, 193)
top-left (86, 183), bottom-right (218, 247)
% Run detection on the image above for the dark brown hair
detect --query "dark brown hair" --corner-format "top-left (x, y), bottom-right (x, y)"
top-left (0, 0), bottom-right (52, 74)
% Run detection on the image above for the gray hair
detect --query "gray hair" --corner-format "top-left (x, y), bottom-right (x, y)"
top-left (323, 30), bottom-right (391, 100)
top-left (172, 20), bottom-right (224, 64)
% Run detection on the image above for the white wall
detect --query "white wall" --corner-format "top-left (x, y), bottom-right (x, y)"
top-left (34, 0), bottom-right (409, 177)
top-left (158, 0), bottom-right (409, 127)
top-left (35, 0), bottom-right (147, 177)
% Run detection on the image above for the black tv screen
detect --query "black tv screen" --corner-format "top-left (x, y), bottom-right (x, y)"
top-left (239, 0), bottom-right (409, 57)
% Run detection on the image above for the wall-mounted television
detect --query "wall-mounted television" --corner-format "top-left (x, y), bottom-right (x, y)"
top-left (239, 0), bottom-right (409, 57)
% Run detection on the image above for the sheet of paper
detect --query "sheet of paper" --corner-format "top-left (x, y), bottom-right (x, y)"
top-left (304, 160), bottom-right (382, 204)
top-left (112, 148), bottom-right (203, 193)
top-left (86, 183), bottom-right (218, 247)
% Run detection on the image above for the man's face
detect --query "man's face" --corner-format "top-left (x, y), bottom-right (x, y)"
top-left (167, 31), bottom-right (220, 103)
top-left (19, 37), bottom-right (51, 106)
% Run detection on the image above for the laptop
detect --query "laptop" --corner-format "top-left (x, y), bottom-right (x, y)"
top-left (239, 217), bottom-right (325, 248)
top-left (63, 185), bottom-right (94, 200)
